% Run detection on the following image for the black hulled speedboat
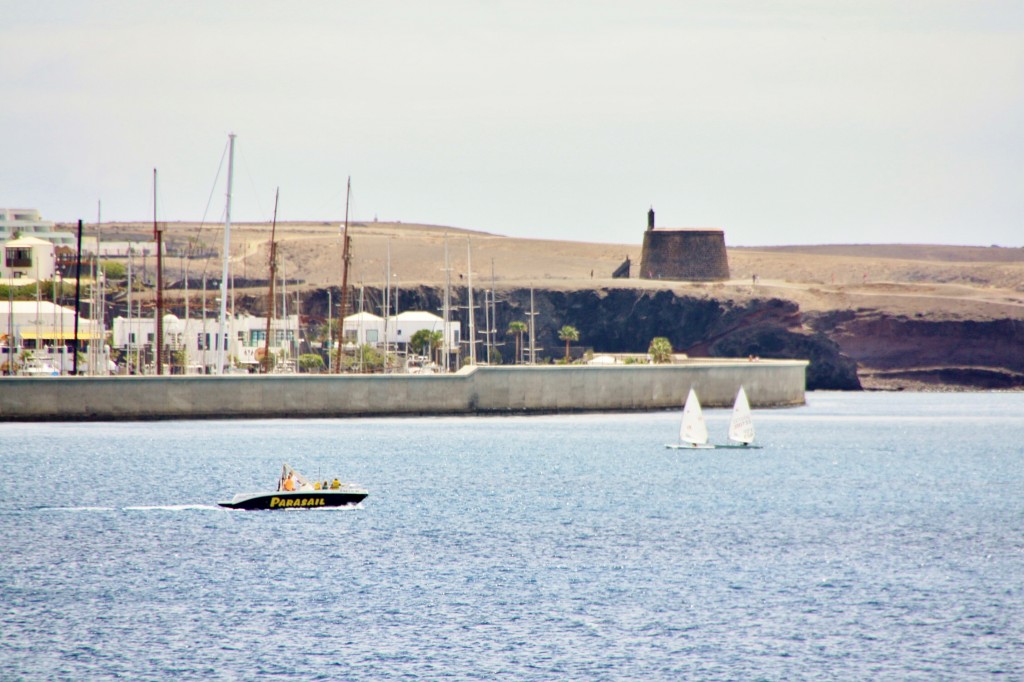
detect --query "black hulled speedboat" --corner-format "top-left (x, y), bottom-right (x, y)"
top-left (218, 463), bottom-right (368, 510)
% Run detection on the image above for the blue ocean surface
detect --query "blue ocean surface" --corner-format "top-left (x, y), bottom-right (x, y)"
top-left (1, 391), bottom-right (1022, 680)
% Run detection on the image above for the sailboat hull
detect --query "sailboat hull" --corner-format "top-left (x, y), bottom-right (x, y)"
top-left (218, 488), bottom-right (368, 510)
top-left (713, 443), bottom-right (763, 450)
top-left (665, 443), bottom-right (716, 450)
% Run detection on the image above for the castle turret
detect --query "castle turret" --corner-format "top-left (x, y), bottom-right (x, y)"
top-left (639, 210), bottom-right (730, 281)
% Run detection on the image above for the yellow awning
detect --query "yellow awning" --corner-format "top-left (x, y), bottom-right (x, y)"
top-left (19, 331), bottom-right (102, 341)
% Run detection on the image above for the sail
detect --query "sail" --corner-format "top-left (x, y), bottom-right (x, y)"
top-left (680, 388), bottom-right (709, 446)
top-left (728, 386), bottom-right (756, 445)
top-left (278, 463), bottom-right (313, 491)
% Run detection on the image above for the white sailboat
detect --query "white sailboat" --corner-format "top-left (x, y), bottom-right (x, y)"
top-left (666, 388), bottom-right (715, 449)
top-left (717, 386), bottom-right (762, 449)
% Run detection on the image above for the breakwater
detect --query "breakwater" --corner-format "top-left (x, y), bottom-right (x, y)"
top-left (0, 359), bottom-right (807, 421)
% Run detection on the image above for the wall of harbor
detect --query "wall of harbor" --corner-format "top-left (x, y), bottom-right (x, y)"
top-left (0, 359), bottom-right (807, 421)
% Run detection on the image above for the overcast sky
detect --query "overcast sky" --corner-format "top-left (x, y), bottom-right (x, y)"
top-left (2, 1), bottom-right (1022, 246)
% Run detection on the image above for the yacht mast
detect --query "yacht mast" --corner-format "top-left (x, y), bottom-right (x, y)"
top-left (442, 235), bottom-right (451, 372)
top-left (528, 286), bottom-right (537, 365)
top-left (467, 239), bottom-right (476, 366)
top-left (333, 177), bottom-right (352, 373)
top-left (384, 239), bottom-right (391, 371)
top-left (216, 133), bottom-right (236, 375)
top-left (94, 200), bottom-right (103, 375)
top-left (154, 171), bottom-right (163, 375)
top-left (263, 188), bottom-right (279, 373)
top-left (126, 248), bottom-right (132, 374)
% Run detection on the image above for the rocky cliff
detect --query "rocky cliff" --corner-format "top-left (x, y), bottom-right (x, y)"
top-left (806, 311), bottom-right (1024, 389)
top-left (294, 285), bottom-right (862, 391)
top-left (291, 281), bottom-right (1024, 391)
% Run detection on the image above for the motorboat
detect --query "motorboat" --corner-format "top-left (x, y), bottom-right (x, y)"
top-left (218, 463), bottom-right (368, 510)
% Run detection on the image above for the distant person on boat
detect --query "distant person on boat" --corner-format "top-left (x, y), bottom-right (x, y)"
top-left (282, 473), bottom-right (296, 491)
top-left (330, 478), bottom-right (341, 490)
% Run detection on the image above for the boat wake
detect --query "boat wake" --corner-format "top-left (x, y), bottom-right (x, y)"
top-left (38, 504), bottom-right (222, 513)
top-left (123, 504), bottom-right (223, 512)
top-left (37, 506), bottom-right (117, 512)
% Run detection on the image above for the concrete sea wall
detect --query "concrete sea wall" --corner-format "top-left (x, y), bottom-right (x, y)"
top-left (0, 359), bottom-right (807, 421)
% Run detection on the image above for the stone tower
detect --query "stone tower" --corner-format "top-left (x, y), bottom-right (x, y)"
top-left (639, 209), bottom-right (730, 281)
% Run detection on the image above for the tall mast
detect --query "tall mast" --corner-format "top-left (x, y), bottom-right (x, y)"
top-left (95, 200), bottom-right (103, 375)
top-left (73, 219), bottom-right (82, 375)
top-left (442, 236), bottom-right (451, 373)
top-left (201, 276), bottom-right (207, 371)
top-left (333, 177), bottom-right (351, 373)
top-left (126, 246), bottom-right (132, 374)
top-left (216, 133), bottom-right (236, 375)
top-left (528, 286), bottom-right (537, 365)
top-left (467, 239), bottom-right (476, 366)
top-left (154, 170), bottom-right (163, 375)
top-left (384, 239), bottom-right (391, 370)
top-left (491, 259), bottom-right (498, 363)
top-left (263, 188), bottom-right (279, 373)
top-left (483, 284), bottom-right (491, 364)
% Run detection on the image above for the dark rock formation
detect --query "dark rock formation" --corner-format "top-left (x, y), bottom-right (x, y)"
top-left (196, 285), bottom-right (1024, 392)
top-left (297, 285), bottom-right (860, 390)
top-left (808, 311), bottom-right (1024, 389)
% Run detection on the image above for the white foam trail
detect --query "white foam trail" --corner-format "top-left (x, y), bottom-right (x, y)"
top-left (122, 504), bottom-right (221, 511)
top-left (39, 506), bottom-right (116, 512)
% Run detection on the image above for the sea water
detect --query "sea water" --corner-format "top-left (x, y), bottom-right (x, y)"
top-left (1, 392), bottom-right (1022, 680)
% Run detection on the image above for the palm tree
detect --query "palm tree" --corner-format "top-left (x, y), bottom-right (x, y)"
top-left (427, 330), bottom-right (443, 366)
top-left (558, 325), bottom-right (580, 363)
top-left (507, 320), bottom-right (527, 364)
top-left (648, 337), bottom-right (673, 364)
top-left (410, 329), bottom-right (444, 366)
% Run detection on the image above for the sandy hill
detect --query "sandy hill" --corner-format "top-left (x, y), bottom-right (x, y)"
top-left (86, 220), bottom-right (1024, 322)
top-left (72, 220), bottom-right (1024, 391)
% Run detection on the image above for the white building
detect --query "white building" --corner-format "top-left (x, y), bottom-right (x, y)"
top-left (389, 310), bottom-right (460, 352)
top-left (0, 209), bottom-right (76, 246)
top-left (0, 300), bottom-right (107, 375)
top-left (341, 311), bottom-right (386, 347)
top-left (111, 313), bottom-right (300, 374)
top-left (2, 236), bottom-right (57, 282)
top-left (342, 309), bottom-right (460, 353)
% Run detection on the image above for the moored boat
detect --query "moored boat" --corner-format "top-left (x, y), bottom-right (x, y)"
top-left (218, 463), bottom-right (368, 510)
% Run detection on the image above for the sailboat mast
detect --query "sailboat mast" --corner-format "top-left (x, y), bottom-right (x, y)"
top-left (216, 133), bottom-right (236, 375)
top-left (333, 177), bottom-right (351, 374)
top-left (442, 236), bottom-right (451, 373)
top-left (126, 247), bottom-right (132, 374)
top-left (384, 240), bottom-right (390, 370)
top-left (528, 286), bottom-right (536, 365)
top-left (154, 170), bottom-right (163, 376)
top-left (467, 239), bottom-right (475, 366)
top-left (263, 188), bottom-right (279, 373)
top-left (95, 200), bottom-right (103, 376)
